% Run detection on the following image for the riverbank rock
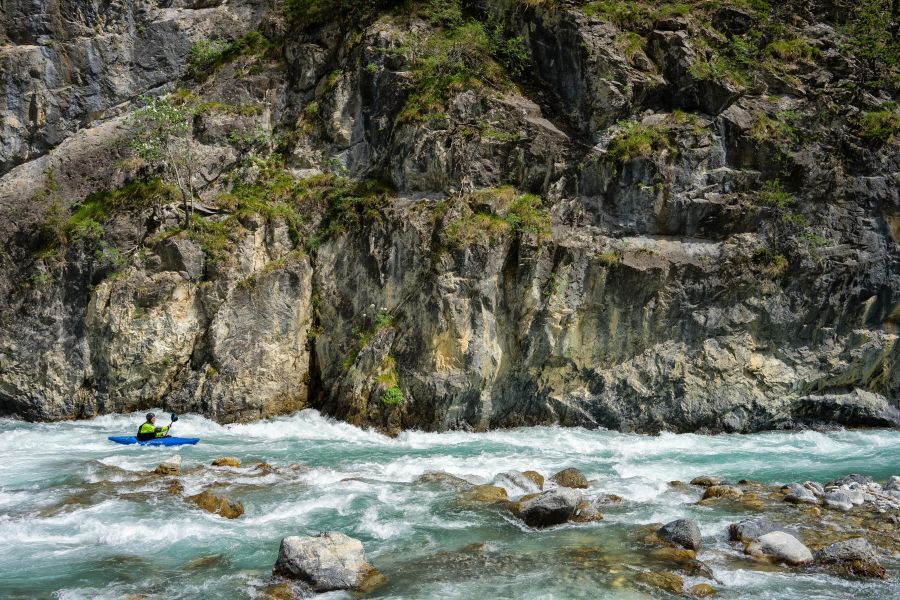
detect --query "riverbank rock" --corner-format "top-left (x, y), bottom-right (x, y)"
top-left (494, 471), bottom-right (542, 496)
top-left (827, 474), bottom-right (874, 487)
top-left (884, 476), bottom-right (900, 492)
top-left (550, 468), bottom-right (589, 489)
top-left (273, 532), bottom-right (383, 593)
top-left (803, 481), bottom-right (825, 497)
top-left (212, 457), bottom-right (242, 468)
top-left (153, 455), bottom-right (181, 476)
top-left (823, 490), bottom-right (853, 512)
top-left (746, 532), bottom-right (813, 565)
top-left (728, 517), bottom-right (779, 543)
top-left (658, 519), bottom-right (702, 550)
top-left (815, 538), bottom-right (886, 579)
top-left (701, 485), bottom-right (743, 501)
top-left (783, 483), bottom-right (818, 505)
top-left (188, 490), bottom-right (245, 519)
top-left (517, 488), bottom-right (582, 527)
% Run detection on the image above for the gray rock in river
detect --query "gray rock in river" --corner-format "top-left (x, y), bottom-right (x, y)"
top-left (728, 517), bottom-right (780, 543)
top-left (815, 538), bottom-right (886, 579)
top-left (658, 519), bottom-right (702, 550)
top-left (746, 532), bottom-right (813, 565)
top-left (517, 488), bottom-right (582, 527)
top-left (783, 483), bottom-right (818, 505)
top-left (827, 474), bottom-right (874, 487)
top-left (822, 490), bottom-right (853, 512)
top-left (493, 471), bottom-right (542, 496)
top-left (802, 481), bottom-right (824, 497)
top-left (884, 476), bottom-right (900, 492)
top-left (273, 532), bottom-right (384, 593)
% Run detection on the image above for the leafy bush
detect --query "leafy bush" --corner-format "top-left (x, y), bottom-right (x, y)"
top-left (382, 385), bottom-right (405, 405)
top-left (187, 32), bottom-right (273, 81)
top-left (856, 105), bottom-right (900, 144)
top-left (842, 0), bottom-right (900, 89)
top-left (607, 121), bottom-right (674, 163)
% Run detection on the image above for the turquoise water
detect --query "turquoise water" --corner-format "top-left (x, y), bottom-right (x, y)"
top-left (0, 410), bottom-right (897, 599)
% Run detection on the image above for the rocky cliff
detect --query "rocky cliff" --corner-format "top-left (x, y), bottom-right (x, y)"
top-left (1, 0), bottom-right (898, 433)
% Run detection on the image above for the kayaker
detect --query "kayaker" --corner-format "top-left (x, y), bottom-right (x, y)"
top-left (136, 413), bottom-right (172, 441)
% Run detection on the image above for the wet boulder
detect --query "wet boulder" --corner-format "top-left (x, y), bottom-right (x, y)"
top-left (188, 490), bottom-right (245, 519)
top-left (783, 483), bottom-right (818, 505)
top-left (690, 583), bottom-right (718, 597)
top-left (815, 537), bottom-right (886, 579)
top-left (690, 475), bottom-right (726, 487)
top-left (728, 517), bottom-right (779, 543)
top-left (550, 468), bottom-right (589, 489)
top-left (522, 470), bottom-right (544, 490)
top-left (493, 471), bottom-right (542, 496)
top-left (635, 571), bottom-right (683, 594)
top-left (212, 457), bottom-right (241, 468)
top-left (658, 519), bottom-right (702, 550)
top-left (571, 498), bottom-right (605, 523)
top-left (461, 484), bottom-right (508, 504)
top-left (416, 471), bottom-right (471, 487)
top-left (745, 531), bottom-right (813, 565)
top-left (517, 488), bottom-right (582, 527)
top-left (822, 490), bottom-right (853, 512)
top-left (273, 531), bottom-right (384, 593)
top-left (701, 485), bottom-right (743, 501)
top-left (153, 455), bottom-right (181, 476)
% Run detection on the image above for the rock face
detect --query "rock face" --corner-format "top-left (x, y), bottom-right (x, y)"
top-left (273, 532), bottom-right (382, 593)
top-left (1, 1), bottom-right (898, 433)
top-left (658, 519), bottom-right (702, 551)
top-left (516, 488), bottom-right (582, 527)
top-left (746, 531), bottom-right (813, 565)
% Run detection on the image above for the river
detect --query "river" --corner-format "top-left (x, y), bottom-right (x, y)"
top-left (0, 410), bottom-right (897, 599)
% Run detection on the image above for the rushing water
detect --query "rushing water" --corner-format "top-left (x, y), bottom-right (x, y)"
top-left (0, 410), bottom-right (898, 599)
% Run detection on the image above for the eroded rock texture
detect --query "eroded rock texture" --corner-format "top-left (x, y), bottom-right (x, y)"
top-left (1, 1), bottom-right (898, 432)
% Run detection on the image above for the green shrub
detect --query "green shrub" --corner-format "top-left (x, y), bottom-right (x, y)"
top-left (607, 121), bottom-right (674, 163)
top-left (766, 38), bottom-right (815, 62)
top-left (187, 32), bottom-right (274, 81)
top-left (382, 385), bottom-right (405, 405)
top-left (856, 105), bottom-right (900, 144)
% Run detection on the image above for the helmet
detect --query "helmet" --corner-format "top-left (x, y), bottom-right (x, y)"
top-left (146, 412), bottom-right (156, 420)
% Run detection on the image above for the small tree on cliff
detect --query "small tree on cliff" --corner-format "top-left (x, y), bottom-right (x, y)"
top-left (128, 96), bottom-right (197, 228)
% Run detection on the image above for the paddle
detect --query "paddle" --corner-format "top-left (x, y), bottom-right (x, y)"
top-left (168, 412), bottom-right (178, 436)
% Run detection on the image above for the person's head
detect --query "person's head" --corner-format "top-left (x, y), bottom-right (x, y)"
top-left (146, 412), bottom-right (156, 424)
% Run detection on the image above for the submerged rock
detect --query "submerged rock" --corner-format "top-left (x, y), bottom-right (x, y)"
top-left (635, 571), bottom-right (684, 594)
top-left (188, 490), bottom-right (244, 519)
top-left (690, 583), bottom-right (717, 597)
top-left (273, 532), bottom-right (383, 593)
top-left (417, 471), bottom-right (471, 487)
top-left (517, 488), bottom-right (582, 527)
top-left (493, 471), bottom-right (542, 496)
top-left (701, 485), bottom-right (743, 501)
top-left (658, 519), bottom-right (702, 551)
top-left (728, 517), bottom-right (780, 543)
top-left (745, 532), bottom-right (813, 565)
top-left (815, 538), bottom-right (886, 579)
top-left (550, 468), bottom-right (588, 489)
top-left (212, 457), bottom-right (241, 468)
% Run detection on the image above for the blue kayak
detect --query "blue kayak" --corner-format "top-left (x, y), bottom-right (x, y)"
top-left (108, 436), bottom-right (200, 446)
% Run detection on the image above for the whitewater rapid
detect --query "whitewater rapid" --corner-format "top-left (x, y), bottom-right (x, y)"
top-left (0, 410), bottom-right (897, 599)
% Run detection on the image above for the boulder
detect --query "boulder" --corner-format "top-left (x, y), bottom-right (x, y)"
top-left (701, 485), bottom-right (743, 500)
top-left (550, 468), bottom-right (589, 489)
top-left (493, 471), bottom-right (542, 496)
top-left (884, 476), bottom-right (900, 492)
top-left (189, 490), bottom-right (244, 519)
top-left (273, 532), bottom-right (383, 592)
top-left (845, 488), bottom-right (866, 505)
top-left (690, 583), bottom-right (717, 597)
top-left (517, 488), bottom-right (582, 527)
top-left (815, 538), bottom-right (886, 578)
top-left (827, 474), bottom-right (874, 487)
top-left (212, 457), bottom-right (241, 468)
top-left (571, 498), bottom-right (604, 523)
top-left (635, 571), bottom-right (683, 594)
top-left (802, 481), bottom-right (825, 497)
top-left (690, 476), bottom-right (726, 487)
top-left (728, 517), bottom-right (779, 543)
top-left (462, 485), bottom-right (508, 504)
top-left (783, 483), bottom-right (818, 505)
top-left (522, 470), bottom-right (544, 490)
top-left (822, 490), bottom-right (853, 512)
top-left (417, 471), bottom-right (470, 487)
top-left (153, 455), bottom-right (181, 476)
top-left (658, 519), bottom-right (702, 550)
top-left (745, 531), bottom-right (813, 565)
